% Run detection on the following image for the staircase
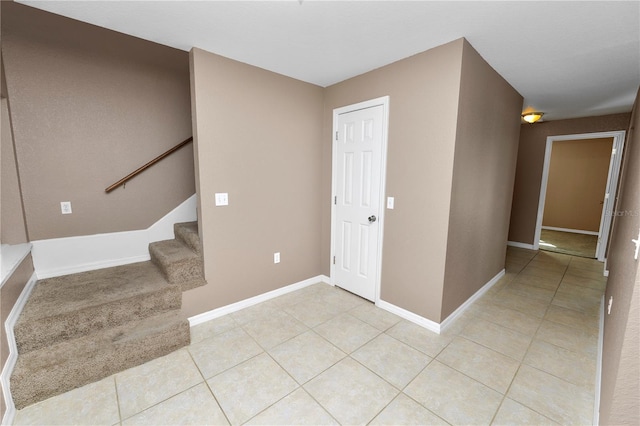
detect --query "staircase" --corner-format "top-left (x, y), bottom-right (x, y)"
top-left (10, 222), bottom-right (206, 409)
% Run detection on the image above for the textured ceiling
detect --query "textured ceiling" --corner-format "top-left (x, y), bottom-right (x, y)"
top-left (18, 0), bottom-right (640, 121)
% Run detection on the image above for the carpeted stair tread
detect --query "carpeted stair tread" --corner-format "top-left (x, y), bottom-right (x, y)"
top-left (10, 310), bottom-right (190, 409)
top-left (14, 262), bottom-right (181, 354)
top-left (149, 239), bottom-right (204, 285)
top-left (174, 221), bottom-right (201, 254)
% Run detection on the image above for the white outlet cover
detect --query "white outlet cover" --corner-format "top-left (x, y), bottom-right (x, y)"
top-left (387, 197), bottom-right (394, 209)
top-left (215, 193), bottom-right (229, 206)
top-left (61, 201), bottom-right (72, 214)
top-left (274, 252), bottom-right (280, 263)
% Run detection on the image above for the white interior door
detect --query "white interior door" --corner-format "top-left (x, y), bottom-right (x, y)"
top-left (332, 99), bottom-right (388, 301)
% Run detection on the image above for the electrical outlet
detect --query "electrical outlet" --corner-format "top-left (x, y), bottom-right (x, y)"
top-left (387, 197), bottom-right (395, 209)
top-left (61, 201), bottom-right (72, 214)
top-left (274, 252), bottom-right (280, 264)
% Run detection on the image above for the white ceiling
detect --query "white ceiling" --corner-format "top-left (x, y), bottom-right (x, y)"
top-left (18, 1), bottom-right (640, 121)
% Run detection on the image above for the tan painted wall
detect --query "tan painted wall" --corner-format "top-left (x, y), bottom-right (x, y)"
top-left (441, 41), bottom-right (523, 320)
top-left (322, 39), bottom-right (464, 322)
top-left (508, 113), bottom-right (631, 245)
top-left (184, 48), bottom-right (324, 317)
top-left (599, 89), bottom-right (640, 425)
top-left (1, 3), bottom-right (194, 240)
top-left (2, 98), bottom-right (28, 244)
top-left (542, 138), bottom-right (613, 232)
top-left (0, 254), bottom-right (34, 420)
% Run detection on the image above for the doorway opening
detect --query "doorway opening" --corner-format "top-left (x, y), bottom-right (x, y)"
top-left (534, 131), bottom-right (626, 260)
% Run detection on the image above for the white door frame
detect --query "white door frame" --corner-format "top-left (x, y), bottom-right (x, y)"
top-left (534, 130), bottom-right (626, 261)
top-left (330, 96), bottom-right (390, 302)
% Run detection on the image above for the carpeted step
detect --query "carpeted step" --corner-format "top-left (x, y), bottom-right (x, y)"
top-left (174, 221), bottom-right (201, 254)
top-left (14, 262), bottom-right (181, 354)
top-left (149, 239), bottom-right (205, 291)
top-left (10, 310), bottom-right (190, 409)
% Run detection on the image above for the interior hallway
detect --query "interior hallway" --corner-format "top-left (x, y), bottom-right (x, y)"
top-left (12, 247), bottom-right (605, 425)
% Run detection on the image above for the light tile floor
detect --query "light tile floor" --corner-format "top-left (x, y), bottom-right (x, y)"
top-left (13, 248), bottom-right (605, 425)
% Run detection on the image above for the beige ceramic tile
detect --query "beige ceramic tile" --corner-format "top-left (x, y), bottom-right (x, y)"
top-left (14, 377), bottom-right (119, 426)
top-left (507, 365), bottom-right (594, 425)
top-left (304, 357), bottom-right (398, 425)
top-left (473, 303), bottom-right (542, 336)
top-left (230, 299), bottom-right (281, 325)
top-left (188, 327), bottom-right (263, 379)
top-left (460, 318), bottom-right (532, 360)
top-left (563, 267), bottom-right (607, 282)
top-left (520, 265), bottom-right (565, 281)
top-left (348, 303), bottom-right (402, 331)
top-left (500, 282), bottom-right (556, 303)
top-left (284, 298), bottom-right (343, 327)
top-left (404, 360), bottom-right (502, 425)
top-left (321, 287), bottom-right (368, 312)
top-left (535, 320), bottom-right (597, 358)
top-left (189, 315), bottom-right (237, 344)
top-left (526, 259), bottom-right (568, 273)
top-left (511, 273), bottom-right (561, 290)
top-left (121, 383), bottom-right (228, 425)
top-left (492, 398), bottom-right (559, 425)
top-left (207, 353), bottom-right (298, 425)
top-left (568, 256), bottom-right (605, 271)
top-left (313, 313), bottom-right (380, 353)
top-left (557, 282), bottom-right (604, 300)
top-left (245, 388), bottom-right (337, 425)
top-left (436, 336), bottom-right (519, 393)
top-left (560, 273), bottom-right (607, 291)
top-left (242, 310), bottom-right (307, 349)
top-left (492, 290), bottom-right (550, 318)
top-left (386, 320), bottom-right (453, 357)
top-left (544, 304), bottom-right (599, 333)
top-left (551, 291), bottom-right (601, 316)
top-left (352, 333), bottom-right (431, 389)
top-left (115, 349), bottom-right (203, 420)
top-left (506, 247), bottom-right (537, 260)
top-left (524, 339), bottom-right (596, 389)
top-left (268, 330), bottom-right (345, 384)
top-left (532, 251), bottom-right (572, 265)
top-left (369, 393), bottom-right (448, 426)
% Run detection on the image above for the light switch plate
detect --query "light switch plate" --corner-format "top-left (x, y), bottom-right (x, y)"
top-left (387, 197), bottom-right (394, 209)
top-left (215, 193), bottom-right (229, 206)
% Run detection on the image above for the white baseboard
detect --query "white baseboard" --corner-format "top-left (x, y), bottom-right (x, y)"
top-left (594, 296), bottom-right (605, 425)
top-left (1, 272), bottom-right (38, 426)
top-left (376, 269), bottom-right (505, 335)
top-left (439, 269), bottom-right (505, 333)
top-left (376, 299), bottom-right (441, 333)
top-left (188, 275), bottom-right (328, 326)
top-left (507, 241), bottom-right (536, 250)
top-left (31, 195), bottom-right (197, 279)
top-left (541, 226), bottom-right (599, 236)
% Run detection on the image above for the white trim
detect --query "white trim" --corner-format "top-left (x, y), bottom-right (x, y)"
top-left (1, 272), bottom-right (38, 426)
top-left (376, 299), bottom-right (442, 334)
top-left (604, 258), bottom-right (609, 277)
top-left (534, 131), bottom-right (626, 261)
top-left (507, 241), bottom-right (536, 250)
top-left (31, 195), bottom-right (197, 279)
top-left (188, 275), bottom-right (327, 326)
top-left (330, 96), bottom-right (390, 303)
top-left (541, 226), bottom-right (599, 236)
top-left (594, 296), bottom-right (605, 426)
top-left (440, 269), bottom-right (505, 333)
top-left (1, 243), bottom-right (32, 288)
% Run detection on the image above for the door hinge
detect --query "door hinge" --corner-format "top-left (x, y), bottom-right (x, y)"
top-left (333, 256), bottom-right (336, 265)
top-left (334, 196), bottom-right (337, 205)
top-left (612, 148), bottom-right (617, 155)
top-left (335, 131), bottom-right (338, 141)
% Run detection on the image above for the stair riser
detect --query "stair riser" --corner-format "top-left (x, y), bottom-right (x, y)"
top-left (174, 223), bottom-right (201, 254)
top-left (150, 256), bottom-right (203, 284)
top-left (11, 321), bottom-right (190, 409)
top-left (14, 286), bottom-right (181, 354)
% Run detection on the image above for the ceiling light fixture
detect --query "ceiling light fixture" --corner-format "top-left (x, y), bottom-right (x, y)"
top-left (522, 112), bottom-right (544, 124)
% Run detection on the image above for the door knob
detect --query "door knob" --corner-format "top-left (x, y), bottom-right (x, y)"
top-left (368, 215), bottom-right (377, 223)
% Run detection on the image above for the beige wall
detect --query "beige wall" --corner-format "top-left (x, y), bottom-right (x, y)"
top-left (599, 89), bottom-right (640, 425)
top-left (2, 98), bottom-right (28, 244)
top-left (1, 2), bottom-right (195, 241)
top-left (441, 41), bottom-right (523, 319)
top-left (542, 138), bottom-right (613, 232)
top-left (184, 48), bottom-right (324, 317)
top-left (0, 254), bottom-right (34, 420)
top-left (509, 113), bottom-right (631, 245)
top-left (322, 39), bottom-right (464, 322)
